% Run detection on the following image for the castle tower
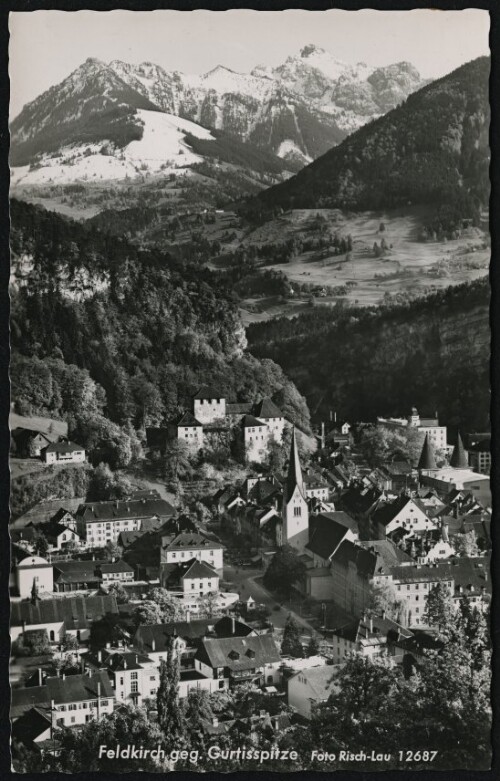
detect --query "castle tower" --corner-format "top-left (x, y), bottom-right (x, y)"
top-left (450, 431), bottom-right (468, 469)
top-left (408, 406), bottom-right (420, 428)
top-left (417, 434), bottom-right (437, 476)
top-left (280, 427), bottom-right (309, 552)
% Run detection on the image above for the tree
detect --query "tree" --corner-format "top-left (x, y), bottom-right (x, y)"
top-left (163, 439), bottom-right (192, 483)
top-left (183, 689), bottom-right (213, 750)
top-left (306, 634), bottom-right (320, 656)
top-left (454, 530), bottom-right (480, 557)
top-left (423, 582), bottom-right (456, 637)
top-left (105, 539), bottom-right (122, 561)
top-left (61, 633), bottom-right (80, 652)
top-left (32, 528), bottom-right (49, 557)
top-left (149, 587), bottom-right (183, 622)
top-left (106, 581), bottom-right (130, 604)
top-left (367, 581), bottom-right (407, 624)
top-left (156, 635), bottom-right (185, 750)
top-left (281, 615), bottom-right (304, 658)
top-left (87, 462), bottom-right (132, 501)
top-left (133, 601), bottom-right (164, 627)
top-left (263, 546), bottom-right (306, 598)
top-left (52, 705), bottom-right (165, 772)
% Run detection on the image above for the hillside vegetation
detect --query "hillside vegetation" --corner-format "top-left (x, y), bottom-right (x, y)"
top-left (10, 200), bottom-right (311, 440)
top-left (248, 278), bottom-right (490, 432)
top-left (243, 58), bottom-right (490, 230)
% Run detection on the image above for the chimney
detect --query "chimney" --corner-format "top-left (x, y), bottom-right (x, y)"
top-left (62, 673), bottom-right (66, 681)
top-left (186, 610), bottom-right (191, 624)
top-left (369, 617), bottom-right (373, 633)
top-left (51, 699), bottom-right (55, 710)
top-left (212, 716), bottom-right (218, 727)
top-left (382, 610), bottom-right (386, 620)
top-left (334, 411), bottom-right (337, 423)
top-left (97, 681), bottom-right (101, 697)
top-left (151, 638), bottom-right (156, 651)
top-left (97, 650), bottom-right (102, 663)
top-left (88, 669), bottom-right (92, 677)
top-left (106, 642), bottom-right (111, 649)
top-left (38, 668), bottom-right (43, 686)
top-left (231, 616), bottom-right (236, 635)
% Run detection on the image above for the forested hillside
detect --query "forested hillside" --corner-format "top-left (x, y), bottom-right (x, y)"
top-left (243, 58), bottom-right (490, 230)
top-left (248, 279), bottom-right (490, 432)
top-left (10, 200), bottom-right (311, 446)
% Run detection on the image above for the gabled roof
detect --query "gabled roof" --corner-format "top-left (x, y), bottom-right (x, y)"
top-left (319, 511), bottom-right (358, 532)
top-left (359, 539), bottom-right (414, 572)
top-left (197, 634), bottom-right (280, 671)
top-left (193, 386), bottom-right (223, 400)
top-left (11, 706), bottom-right (51, 743)
top-left (290, 665), bottom-right (339, 699)
top-left (163, 532), bottom-right (224, 551)
top-left (371, 496), bottom-right (427, 527)
top-left (87, 650), bottom-right (152, 672)
top-left (98, 560), bottom-right (134, 574)
top-left (42, 440), bottom-right (85, 454)
top-left (77, 498), bottom-right (175, 523)
top-left (133, 620), bottom-right (214, 652)
top-left (53, 560), bottom-right (102, 584)
top-left (11, 672), bottom-right (114, 718)
top-left (252, 398), bottom-right (283, 419)
top-left (331, 540), bottom-right (379, 579)
top-left (182, 558), bottom-right (219, 580)
top-left (242, 414), bottom-right (267, 429)
top-left (177, 412), bottom-right (203, 428)
top-left (306, 516), bottom-right (350, 560)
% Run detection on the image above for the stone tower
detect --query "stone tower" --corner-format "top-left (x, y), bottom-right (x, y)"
top-left (280, 427), bottom-right (309, 552)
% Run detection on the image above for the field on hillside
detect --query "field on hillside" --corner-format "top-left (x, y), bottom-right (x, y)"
top-left (239, 208), bottom-right (490, 313)
top-left (9, 412), bottom-right (68, 439)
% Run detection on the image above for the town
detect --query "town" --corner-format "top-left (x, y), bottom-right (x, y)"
top-left (9, 387), bottom-right (491, 769)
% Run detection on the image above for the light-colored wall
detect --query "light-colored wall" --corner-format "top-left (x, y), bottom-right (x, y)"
top-left (44, 450), bottom-right (86, 465)
top-left (164, 547), bottom-right (223, 572)
top-left (194, 398), bottom-right (226, 424)
top-left (17, 564), bottom-right (54, 598)
top-left (283, 486), bottom-right (309, 552)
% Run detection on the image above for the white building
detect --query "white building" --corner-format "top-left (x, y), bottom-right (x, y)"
top-left (14, 553), bottom-right (54, 599)
top-left (287, 665), bottom-right (340, 720)
top-left (193, 386), bottom-right (226, 425)
top-left (42, 441), bottom-right (86, 465)
top-left (161, 532), bottom-right (224, 574)
top-left (277, 428), bottom-right (309, 552)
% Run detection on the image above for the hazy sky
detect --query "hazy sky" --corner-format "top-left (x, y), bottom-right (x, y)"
top-left (9, 9), bottom-right (490, 119)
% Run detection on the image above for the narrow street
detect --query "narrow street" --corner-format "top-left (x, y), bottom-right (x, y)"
top-left (223, 563), bottom-right (318, 637)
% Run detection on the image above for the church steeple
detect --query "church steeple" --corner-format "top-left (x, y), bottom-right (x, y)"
top-left (450, 431), bottom-right (468, 469)
top-left (286, 427), bottom-right (305, 499)
top-left (418, 434), bottom-right (437, 471)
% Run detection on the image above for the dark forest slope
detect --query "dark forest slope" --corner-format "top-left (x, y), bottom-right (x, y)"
top-left (243, 58), bottom-right (490, 225)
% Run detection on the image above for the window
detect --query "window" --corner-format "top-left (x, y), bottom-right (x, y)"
top-left (131, 672), bottom-right (138, 680)
top-left (150, 676), bottom-right (156, 681)
top-left (219, 681), bottom-right (225, 689)
top-left (101, 700), bottom-right (108, 707)
top-left (294, 507), bottom-right (301, 517)
top-left (131, 681), bottom-right (138, 693)
top-left (71, 716), bottom-right (76, 724)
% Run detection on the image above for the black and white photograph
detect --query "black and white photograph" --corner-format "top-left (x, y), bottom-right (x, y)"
top-left (6, 6), bottom-right (493, 773)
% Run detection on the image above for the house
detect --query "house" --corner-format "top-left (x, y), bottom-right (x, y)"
top-left (85, 649), bottom-right (158, 707)
top-left (97, 560), bottom-right (135, 583)
top-left (276, 428), bottom-right (309, 552)
top-left (10, 594), bottom-right (119, 644)
top-left (252, 398), bottom-right (286, 443)
top-left (370, 496), bottom-right (436, 540)
top-left (325, 612), bottom-right (413, 664)
top-left (161, 532), bottom-right (224, 575)
top-left (313, 541), bottom-right (379, 615)
top-left (287, 665), bottom-right (340, 719)
top-left (11, 428), bottom-right (52, 458)
top-left (375, 555), bottom-right (491, 629)
top-left (12, 548), bottom-right (54, 599)
top-left (303, 469), bottom-right (330, 501)
top-left (176, 412), bottom-right (203, 452)
top-left (10, 671), bottom-right (114, 727)
top-left (161, 558), bottom-right (220, 596)
top-left (41, 441), bottom-right (86, 465)
top-left (75, 497), bottom-right (175, 547)
top-left (421, 467), bottom-right (491, 507)
top-left (242, 414), bottom-right (269, 464)
top-left (467, 440), bottom-right (491, 475)
top-left (306, 513), bottom-right (358, 569)
top-left (53, 560), bottom-right (103, 593)
top-left (11, 515), bottom-right (85, 552)
top-left (195, 634), bottom-right (282, 691)
top-left (11, 707), bottom-right (53, 752)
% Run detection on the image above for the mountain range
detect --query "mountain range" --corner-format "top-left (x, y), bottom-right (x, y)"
top-left (246, 57), bottom-right (490, 220)
top-left (10, 45), bottom-right (424, 183)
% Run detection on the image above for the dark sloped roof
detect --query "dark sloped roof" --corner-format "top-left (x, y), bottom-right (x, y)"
top-left (450, 432), bottom-right (468, 469)
top-left (77, 498), bottom-right (175, 523)
top-left (43, 440), bottom-right (84, 454)
top-left (133, 620), bottom-right (214, 651)
top-left (177, 412), bottom-right (202, 428)
top-left (371, 497), bottom-right (423, 527)
top-left (163, 532), bottom-right (224, 551)
top-left (182, 559), bottom-right (219, 580)
top-left (331, 540), bottom-right (379, 579)
top-left (53, 561), bottom-right (102, 584)
top-left (226, 402), bottom-right (252, 415)
top-left (11, 686), bottom-right (50, 719)
top-left (197, 634), bottom-right (280, 671)
top-left (11, 706), bottom-right (51, 743)
top-left (193, 386), bottom-right (223, 400)
top-left (213, 616), bottom-right (253, 638)
top-left (98, 560), bottom-right (134, 573)
top-left (285, 427), bottom-right (305, 500)
top-left (359, 539), bottom-right (414, 571)
top-left (418, 434), bottom-right (437, 470)
top-left (306, 516), bottom-right (349, 560)
top-left (319, 511), bottom-right (358, 532)
top-left (252, 398), bottom-right (283, 419)
top-left (11, 595), bottom-right (119, 627)
top-left (46, 671), bottom-right (114, 703)
top-left (241, 414), bottom-right (267, 428)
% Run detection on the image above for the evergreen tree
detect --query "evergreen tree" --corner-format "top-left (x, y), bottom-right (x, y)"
top-left (306, 634), bottom-right (320, 656)
top-left (281, 615), bottom-right (304, 658)
top-left (156, 635), bottom-right (185, 750)
top-left (423, 582), bottom-right (456, 637)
